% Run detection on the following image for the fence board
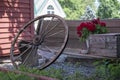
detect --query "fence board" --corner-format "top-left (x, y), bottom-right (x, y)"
top-left (65, 20), bottom-right (120, 49)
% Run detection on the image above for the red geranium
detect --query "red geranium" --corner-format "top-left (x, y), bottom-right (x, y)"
top-left (100, 22), bottom-right (106, 26)
top-left (77, 22), bottom-right (86, 31)
top-left (85, 22), bottom-right (96, 31)
top-left (76, 18), bottom-right (107, 41)
top-left (91, 18), bottom-right (100, 24)
top-left (77, 31), bottom-right (82, 37)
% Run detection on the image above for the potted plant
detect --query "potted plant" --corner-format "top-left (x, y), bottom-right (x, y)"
top-left (76, 18), bottom-right (107, 54)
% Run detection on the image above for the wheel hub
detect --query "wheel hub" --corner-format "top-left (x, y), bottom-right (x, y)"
top-left (33, 35), bottom-right (42, 45)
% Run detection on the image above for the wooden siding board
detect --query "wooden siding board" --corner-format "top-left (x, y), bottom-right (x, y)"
top-left (0, 10), bottom-right (30, 13)
top-left (0, 0), bottom-right (34, 56)
top-left (0, 8), bottom-right (30, 13)
top-left (66, 20), bottom-right (120, 28)
top-left (0, 34), bottom-right (31, 39)
top-left (0, 21), bottom-right (29, 23)
top-left (0, 28), bottom-right (31, 33)
top-left (0, 0), bottom-right (29, 3)
top-left (107, 28), bottom-right (120, 33)
top-left (0, 18), bottom-right (30, 23)
top-left (0, 12), bottom-right (30, 18)
top-left (0, 1), bottom-right (30, 8)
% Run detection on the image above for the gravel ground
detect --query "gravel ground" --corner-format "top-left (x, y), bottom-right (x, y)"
top-left (48, 61), bottom-right (95, 77)
top-left (0, 61), bottom-right (95, 77)
top-left (0, 63), bottom-right (13, 69)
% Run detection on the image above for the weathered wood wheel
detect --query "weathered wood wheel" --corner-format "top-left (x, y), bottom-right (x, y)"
top-left (10, 14), bottom-right (68, 70)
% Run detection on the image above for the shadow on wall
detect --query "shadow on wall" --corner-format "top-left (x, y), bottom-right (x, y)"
top-left (0, 0), bottom-right (29, 40)
top-left (0, 0), bottom-right (31, 56)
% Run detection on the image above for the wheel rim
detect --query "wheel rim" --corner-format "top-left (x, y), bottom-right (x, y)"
top-left (10, 14), bottom-right (68, 70)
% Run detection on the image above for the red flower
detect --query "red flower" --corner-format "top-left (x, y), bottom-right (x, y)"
top-left (77, 22), bottom-right (87, 31)
top-left (76, 18), bottom-right (107, 41)
top-left (100, 22), bottom-right (106, 26)
top-left (92, 18), bottom-right (100, 24)
top-left (77, 31), bottom-right (82, 37)
top-left (77, 26), bottom-right (82, 31)
top-left (85, 22), bottom-right (96, 31)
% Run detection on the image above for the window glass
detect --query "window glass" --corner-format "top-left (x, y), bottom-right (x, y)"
top-left (47, 5), bottom-right (54, 10)
top-left (47, 5), bottom-right (54, 14)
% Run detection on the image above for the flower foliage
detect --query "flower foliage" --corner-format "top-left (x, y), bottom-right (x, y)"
top-left (77, 18), bottom-right (107, 41)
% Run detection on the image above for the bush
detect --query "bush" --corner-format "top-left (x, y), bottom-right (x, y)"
top-left (0, 60), bottom-right (119, 80)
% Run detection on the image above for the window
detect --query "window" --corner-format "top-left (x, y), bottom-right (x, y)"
top-left (47, 5), bottom-right (54, 14)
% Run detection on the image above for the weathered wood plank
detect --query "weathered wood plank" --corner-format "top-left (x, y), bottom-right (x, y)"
top-left (89, 33), bottom-right (120, 58)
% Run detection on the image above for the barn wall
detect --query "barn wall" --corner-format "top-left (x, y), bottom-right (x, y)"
top-left (0, 0), bottom-right (34, 56)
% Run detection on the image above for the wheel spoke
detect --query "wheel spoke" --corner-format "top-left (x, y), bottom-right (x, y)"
top-left (40, 17), bottom-right (55, 36)
top-left (22, 46), bottom-right (35, 65)
top-left (41, 43), bottom-right (55, 54)
top-left (36, 18), bottom-right (44, 35)
top-left (45, 30), bottom-right (64, 38)
top-left (13, 45), bottom-right (32, 61)
top-left (44, 39), bottom-right (63, 43)
top-left (23, 29), bottom-right (34, 38)
top-left (43, 17), bottom-right (54, 33)
top-left (14, 41), bottom-right (32, 51)
top-left (43, 20), bottom-right (61, 37)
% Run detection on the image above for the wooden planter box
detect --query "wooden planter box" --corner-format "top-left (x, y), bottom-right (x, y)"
top-left (89, 33), bottom-right (120, 58)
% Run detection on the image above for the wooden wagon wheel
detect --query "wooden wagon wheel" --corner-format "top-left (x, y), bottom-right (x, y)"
top-left (10, 14), bottom-right (69, 70)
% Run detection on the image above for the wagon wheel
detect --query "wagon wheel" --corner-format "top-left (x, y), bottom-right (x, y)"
top-left (10, 14), bottom-right (68, 70)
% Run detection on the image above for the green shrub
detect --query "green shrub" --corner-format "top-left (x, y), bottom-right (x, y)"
top-left (0, 60), bottom-right (119, 80)
top-left (0, 71), bottom-right (34, 80)
top-left (92, 59), bottom-right (120, 80)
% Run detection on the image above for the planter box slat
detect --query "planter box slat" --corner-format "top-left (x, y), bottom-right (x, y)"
top-left (89, 33), bottom-right (120, 58)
